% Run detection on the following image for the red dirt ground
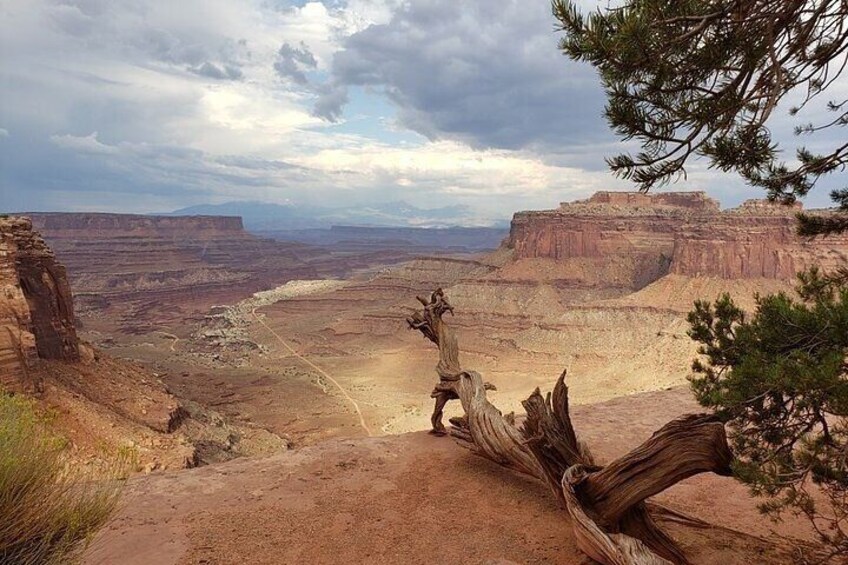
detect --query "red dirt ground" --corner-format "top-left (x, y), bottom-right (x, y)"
top-left (84, 388), bottom-right (808, 565)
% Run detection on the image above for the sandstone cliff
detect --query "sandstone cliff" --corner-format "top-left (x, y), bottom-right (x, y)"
top-left (508, 191), bottom-right (720, 288)
top-left (1, 216), bottom-right (79, 390)
top-left (26, 212), bottom-right (319, 330)
top-left (508, 192), bottom-right (848, 288)
top-left (29, 212), bottom-right (245, 238)
top-left (670, 199), bottom-right (848, 278)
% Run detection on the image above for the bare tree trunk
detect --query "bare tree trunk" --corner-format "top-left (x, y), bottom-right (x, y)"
top-left (579, 414), bottom-right (732, 526)
top-left (407, 290), bottom-right (734, 565)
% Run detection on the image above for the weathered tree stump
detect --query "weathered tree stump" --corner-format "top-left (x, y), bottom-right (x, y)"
top-left (407, 290), bottom-right (734, 565)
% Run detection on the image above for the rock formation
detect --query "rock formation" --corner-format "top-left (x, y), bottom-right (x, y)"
top-left (670, 200), bottom-right (848, 278)
top-left (25, 212), bottom-right (319, 330)
top-left (0, 215), bottom-right (287, 471)
top-left (508, 192), bottom-right (848, 288)
top-left (508, 192), bottom-right (720, 289)
top-left (1, 216), bottom-right (79, 390)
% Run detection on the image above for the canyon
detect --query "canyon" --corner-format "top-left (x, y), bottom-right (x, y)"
top-left (25, 213), bottom-right (318, 331)
top-left (5, 190), bottom-right (848, 564)
top-left (15, 193), bottom-right (848, 444)
top-left (0, 216), bottom-right (287, 472)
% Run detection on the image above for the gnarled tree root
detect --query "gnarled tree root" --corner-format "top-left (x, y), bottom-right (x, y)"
top-left (408, 290), bottom-right (734, 565)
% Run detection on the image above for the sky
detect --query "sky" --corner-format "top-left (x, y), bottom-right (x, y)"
top-left (0, 0), bottom-right (844, 224)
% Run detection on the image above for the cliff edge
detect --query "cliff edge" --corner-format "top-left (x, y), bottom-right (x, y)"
top-left (1, 216), bottom-right (79, 390)
top-left (507, 192), bottom-right (848, 289)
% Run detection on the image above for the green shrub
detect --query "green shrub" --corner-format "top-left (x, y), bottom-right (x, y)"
top-left (688, 268), bottom-right (848, 560)
top-left (0, 394), bottom-right (125, 564)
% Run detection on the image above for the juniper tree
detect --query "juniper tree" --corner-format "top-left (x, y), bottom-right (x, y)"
top-left (553, 0), bottom-right (848, 236)
top-left (688, 271), bottom-right (848, 560)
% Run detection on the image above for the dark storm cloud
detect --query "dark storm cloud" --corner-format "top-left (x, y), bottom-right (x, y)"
top-left (313, 83), bottom-right (349, 121)
top-left (274, 41), bottom-right (318, 85)
top-left (318, 0), bottom-right (612, 151)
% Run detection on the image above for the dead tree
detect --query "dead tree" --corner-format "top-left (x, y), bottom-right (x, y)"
top-left (407, 290), bottom-right (733, 565)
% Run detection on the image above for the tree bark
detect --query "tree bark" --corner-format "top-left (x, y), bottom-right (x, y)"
top-left (563, 466), bottom-right (674, 565)
top-left (408, 290), bottom-right (736, 565)
top-left (579, 414), bottom-right (733, 526)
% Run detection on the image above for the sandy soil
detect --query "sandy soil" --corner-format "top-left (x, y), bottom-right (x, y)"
top-left (88, 261), bottom-right (802, 450)
top-left (83, 387), bottom-right (805, 565)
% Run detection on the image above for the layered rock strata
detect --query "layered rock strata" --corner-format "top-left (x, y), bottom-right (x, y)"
top-left (509, 192), bottom-right (848, 287)
top-left (25, 213), bottom-right (318, 327)
top-left (670, 200), bottom-right (848, 278)
top-left (1, 216), bottom-right (79, 389)
top-left (508, 192), bottom-right (719, 288)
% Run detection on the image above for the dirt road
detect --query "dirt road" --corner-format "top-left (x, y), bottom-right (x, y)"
top-left (251, 307), bottom-right (373, 437)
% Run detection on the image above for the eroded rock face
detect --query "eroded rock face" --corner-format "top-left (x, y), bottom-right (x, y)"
top-left (1, 216), bottom-right (79, 389)
top-left (670, 200), bottom-right (848, 278)
top-left (509, 192), bottom-right (719, 288)
top-left (26, 212), bottom-right (318, 330)
top-left (28, 212), bottom-right (245, 237)
top-left (508, 192), bottom-right (848, 287)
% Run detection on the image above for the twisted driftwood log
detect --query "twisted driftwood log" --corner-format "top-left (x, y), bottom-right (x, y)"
top-left (407, 289), bottom-right (733, 565)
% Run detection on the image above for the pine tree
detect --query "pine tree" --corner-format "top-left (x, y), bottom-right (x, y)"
top-left (554, 2), bottom-right (848, 558)
top-left (554, 0), bottom-right (848, 236)
top-left (688, 269), bottom-right (848, 560)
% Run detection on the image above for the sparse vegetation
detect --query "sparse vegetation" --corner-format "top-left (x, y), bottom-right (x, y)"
top-left (688, 268), bottom-right (848, 561)
top-left (0, 393), bottom-right (125, 564)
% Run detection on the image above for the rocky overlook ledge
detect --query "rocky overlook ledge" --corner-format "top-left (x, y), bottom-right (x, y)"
top-left (508, 191), bottom-right (848, 287)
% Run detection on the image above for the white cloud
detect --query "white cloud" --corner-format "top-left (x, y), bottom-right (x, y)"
top-left (50, 132), bottom-right (119, 154)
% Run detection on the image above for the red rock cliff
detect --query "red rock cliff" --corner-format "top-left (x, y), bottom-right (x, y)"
top-left (28, 212), bottom-right (244, 238)
top-left (508, 192), bottom-right (720, 288)
top-left (508, 192), bottom-right (848, 286)
top-left (1, 217), bottom-right (79, 390)
top-left (24, 212), bottom-right (318, 331)
top-left (670, 200), bottom-right (848, 278)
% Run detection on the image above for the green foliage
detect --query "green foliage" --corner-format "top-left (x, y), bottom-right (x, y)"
top-left (554, 0), bottom-right (848, 235)
top-left (0, 393), bottom-right (125, 564)
top-left (688, 269), bottom-right (848, 559)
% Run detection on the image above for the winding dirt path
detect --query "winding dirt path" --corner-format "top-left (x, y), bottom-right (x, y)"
top-left (156, 331), bottom-right (180, 352)
top-left (251, 307), bottom-right (373, 437)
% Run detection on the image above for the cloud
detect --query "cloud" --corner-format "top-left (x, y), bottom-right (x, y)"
top-left (50, 132), bottom-right (119, 154)
top-left (318, 0), bottom-right (613, 153)
top-left (274, 41), bottom-right (318, 85)
top-left (3, 0), bottom-right (841, 217)
top-left (189, 61), bottom-right (243, 81)
top-left (313, 83), bottom-right (349, 121)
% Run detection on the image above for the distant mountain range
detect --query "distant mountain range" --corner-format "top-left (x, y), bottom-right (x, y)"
top-left (166, 201), bottom-right (509, 230)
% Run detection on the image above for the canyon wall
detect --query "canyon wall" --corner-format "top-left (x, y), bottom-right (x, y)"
top-left (508, 192), bottom-right (848, 287)
top-left (669, 200), bottom-right (848, 278)
top-left (29, 213), bottom-right (245, 238)
top-left (1, 216), bottom-right (79, 389)
top-left (508, 192), bottom-right (720, 288)
top-left (26, 213), bottom-right (319, 330)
